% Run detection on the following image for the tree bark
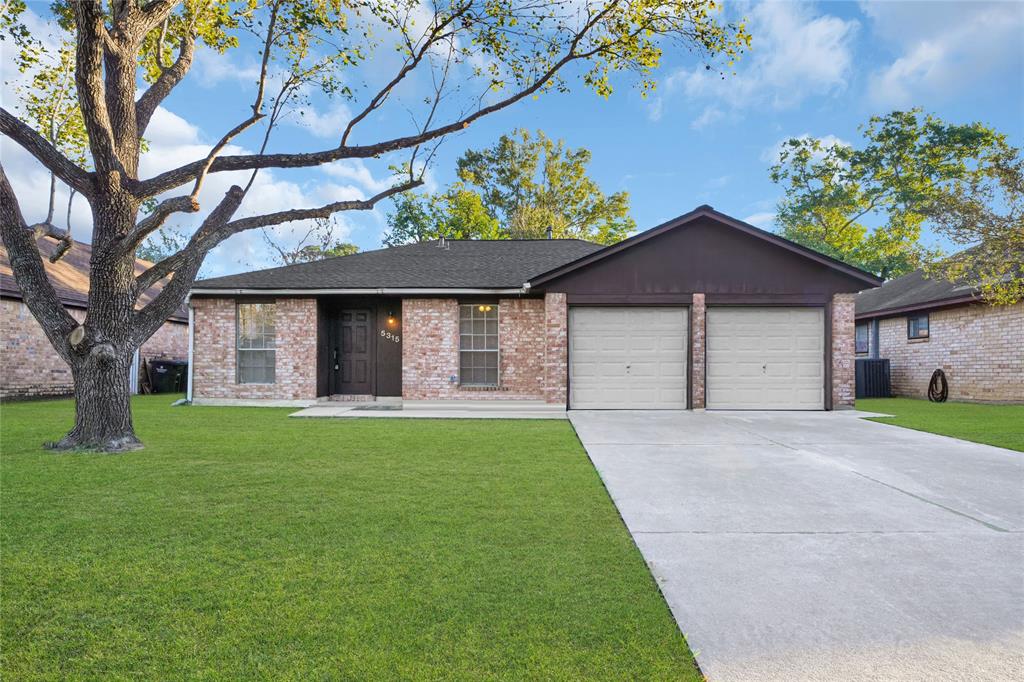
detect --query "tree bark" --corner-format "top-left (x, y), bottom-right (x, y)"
top-left (53, 350), bottom-right (140, 452)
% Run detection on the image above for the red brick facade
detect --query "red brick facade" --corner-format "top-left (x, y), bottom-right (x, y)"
top-left (1, 298), bottom-right (187, 400)
top-left (858, 301), bottom-right (1023, 403)
top-left (690, 293), bottom-right (706, 409)
top-left (831, 293), bottom-right (856, 408)
top-left (187, 292), bottom-right (859, 409)
top-left (401, 296), bottom-right (566, 402)
top-left (191, 297), bottom-right (317, 402)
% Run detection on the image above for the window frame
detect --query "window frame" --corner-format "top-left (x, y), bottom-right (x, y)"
top-left (458, 302), bottom-right (500, 387)
top-left (236, 301), bottom-right (277, 384)
top-left (855, 322), bottom-right (869, 354)
top-left (907, 313), bottom-right (929, 340)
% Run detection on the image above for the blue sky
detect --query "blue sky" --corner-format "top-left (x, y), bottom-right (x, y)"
top-left (4, 1), bottom-right (1022, 277)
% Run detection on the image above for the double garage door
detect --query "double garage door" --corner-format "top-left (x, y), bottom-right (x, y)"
top-left (569, 306), bottom-right (824, 410)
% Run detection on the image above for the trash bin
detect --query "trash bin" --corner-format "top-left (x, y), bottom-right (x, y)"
top-left (148, 359), bottom-right (188, 394)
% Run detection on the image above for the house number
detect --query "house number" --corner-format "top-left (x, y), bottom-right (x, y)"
top-left (380, 329), bottom-right (400, 344)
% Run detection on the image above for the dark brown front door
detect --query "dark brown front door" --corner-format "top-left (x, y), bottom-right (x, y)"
top-left (336, 309), bottom-right (373, 394)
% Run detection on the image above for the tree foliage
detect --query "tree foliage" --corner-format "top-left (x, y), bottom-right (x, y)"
top-left (769, 110), bottom-right (1017, 283)
top-left (0, 0), bottom-right (748, 450)
top-left (923, 148), bottom-right (1024, 305)
top-left (385, 129), bottom-right (634, 245)
top-left (263, 218), bottom-right (360, 265)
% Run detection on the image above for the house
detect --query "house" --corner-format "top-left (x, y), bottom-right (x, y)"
top-left (1, 237), bottom-right (188, 399)
top-left (855, 269), bottom-right (1024, 402)
top-left (187, 206), bottom-right (881, 410)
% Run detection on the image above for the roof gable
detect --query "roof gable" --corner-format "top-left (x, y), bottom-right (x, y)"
top-left (529, 206), bottom-right (882, 290)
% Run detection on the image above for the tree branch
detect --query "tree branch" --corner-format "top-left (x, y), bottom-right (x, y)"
top-left (0, 108), bottom-right (93, 195)
top-left (0, 165), bottom-right (79, 362)
top-left (71, 0), bottom-right (120, 175)
top-left (136, 32), bottom-right (195, 135)
top-left (121, 194), bottom-right (199, 254)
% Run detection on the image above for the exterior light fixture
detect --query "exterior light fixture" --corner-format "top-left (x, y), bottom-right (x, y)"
top-left (386, 309), bottom-right (397, 326)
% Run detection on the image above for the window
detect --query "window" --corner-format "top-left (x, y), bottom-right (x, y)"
top-left (459, 303), bottom-right (499, 386)
top-left (237, 303), bottom-right (276, 383)
top-left (855, 323), bottom-right (869, 354)
top-left (907, 313), bottom-right (929, 340)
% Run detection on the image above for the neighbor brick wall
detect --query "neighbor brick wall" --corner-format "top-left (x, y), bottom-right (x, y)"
top-left (872, 301), bottom-right (1023, 402)
top-left (191, 297), bottom-right (317, 401)
top-left (1, 298), bottom-right (186, 400)
top-left (691, 293), bottom-right (706, 409)
top-left (831, 293), bottom-right (856, 408)
top-left (140, 318), bottom-right (188, 363)
top-left (401, 296), bottom-right (565, 402)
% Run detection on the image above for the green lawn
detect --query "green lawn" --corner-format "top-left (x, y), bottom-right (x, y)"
top-left (0, 396), bottom-right (698, 681)
top-left (858, 397), bottom-right (1024, 451)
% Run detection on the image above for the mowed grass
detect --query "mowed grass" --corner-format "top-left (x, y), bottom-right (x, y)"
top-left (858, 397), bottom-right (1024, 451)
top-left (0, 396), bottom-right (698, 681)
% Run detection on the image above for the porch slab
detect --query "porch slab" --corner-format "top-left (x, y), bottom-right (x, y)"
top-left (290, 400), bottom-right (567, 419)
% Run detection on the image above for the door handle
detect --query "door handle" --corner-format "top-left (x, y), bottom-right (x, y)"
top-left (333, 348), bottom-right (339, 371)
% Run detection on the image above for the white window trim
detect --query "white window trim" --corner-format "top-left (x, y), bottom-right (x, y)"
top-left (236, 303), bottom-right (277, 385)
top-left (458, 303), bottom-right (500, 387)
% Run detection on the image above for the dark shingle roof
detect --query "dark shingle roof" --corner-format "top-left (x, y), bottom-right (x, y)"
top-left (1, 237), bottom-right (187, 322)
top-left (856, 269), bottom-right (978, 317)
top-left (193, 239), bottom-right (604, 290)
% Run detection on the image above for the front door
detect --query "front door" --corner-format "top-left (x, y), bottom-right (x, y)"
top-left (335, 309), bottom-right (373, 394)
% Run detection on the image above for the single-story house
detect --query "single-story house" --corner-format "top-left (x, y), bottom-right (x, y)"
top-left (1, 237), bottom-right (188, 399)
top-left (855, 269), bottom-right (1024, 402)
top-left (187, 206), bottom-right (881, 410)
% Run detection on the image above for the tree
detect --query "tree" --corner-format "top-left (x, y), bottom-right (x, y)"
top-left (136, 226), bottom-right (187, 263)
top-left (769, 110), bottom-right (1013, 280)
top-left (263, 218), bottom-right (359, 265)
top-left (457, 129), bottom-right (635, 242)
top-left (0, 0), bottom-right (748, 451)
top-left (923, 147), bottom-right (1024, 305)
top-left (385, 129), bottom-right (635, 245)
top-left (383, 187), bottom-right (501, 245)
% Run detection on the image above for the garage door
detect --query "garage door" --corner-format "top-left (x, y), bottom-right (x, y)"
top-left (706, 307), bottom-right (824, 410)
top-left (569, 307), bottom-right (687, 409)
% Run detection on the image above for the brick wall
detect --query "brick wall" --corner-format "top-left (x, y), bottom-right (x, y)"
top-left (831, 293), bottom-right (856, 408)
top-left (401, 296), bottom-right (566, 402)
top-left (140, 315), bottom-right (188, 362)
top-left (871, 301), bottom-right (1023, 402)
top-left (191, 297), bottom-right (317, 401)
top-left (690, 293), bottom-right (706, 409)
top-left (1, 298), bottom-right (186, 400)
top-left (543, 293), bottom-right (568, 405)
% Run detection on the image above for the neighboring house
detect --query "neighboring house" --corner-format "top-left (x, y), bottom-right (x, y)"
top-left (855, 270), bottom-right (1024, 403)
top-left (1, 237), bottom-right (188, 399)
top-left (187, 206), bottom-right (880, 410)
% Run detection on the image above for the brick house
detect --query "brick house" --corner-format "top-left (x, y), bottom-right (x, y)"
top-left (1, 237), bottom-right (188, 399)
top-left (188, 206), bottom-right (880, 410)
top-left (855, 269), bottom-right (1024, 403)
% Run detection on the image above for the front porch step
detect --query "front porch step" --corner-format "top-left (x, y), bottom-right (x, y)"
top-left (323, 394), bottom-right (375, 402)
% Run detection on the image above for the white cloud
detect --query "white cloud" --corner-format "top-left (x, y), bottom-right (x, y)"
top-left (690, 106), bottom-right (725, 130)
top-left (863, 1), bottom-right (1024, 107)
top-left (192, 47), bottom-right (263, 88)
top-left (663, 1), bottom-right (858, 127)
top-left (743, 212), bottom-right (776, 230)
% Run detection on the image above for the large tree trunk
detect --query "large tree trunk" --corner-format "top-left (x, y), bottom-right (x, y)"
top-left (48, 186), bottom-right (146, 452)
top-left (52, 350), bottom-right (141, 452)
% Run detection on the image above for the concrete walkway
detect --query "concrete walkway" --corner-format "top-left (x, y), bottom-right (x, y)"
top-left (291, 400), bottom-right (567, 419)
top-left (570, 410), bottom-right (1024, 681)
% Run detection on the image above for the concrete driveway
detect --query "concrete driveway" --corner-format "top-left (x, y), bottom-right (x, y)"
top-left (570, 410), bottom-right (1024, 681)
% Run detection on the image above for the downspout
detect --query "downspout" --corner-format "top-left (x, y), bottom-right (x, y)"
top-left (186, 297), bottom-right (195, 403)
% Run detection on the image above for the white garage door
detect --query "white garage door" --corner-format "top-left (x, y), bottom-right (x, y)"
top-left (706, 307), bottom-right (824, 410)
top-left (569, 307), bottom-right (687, 409)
